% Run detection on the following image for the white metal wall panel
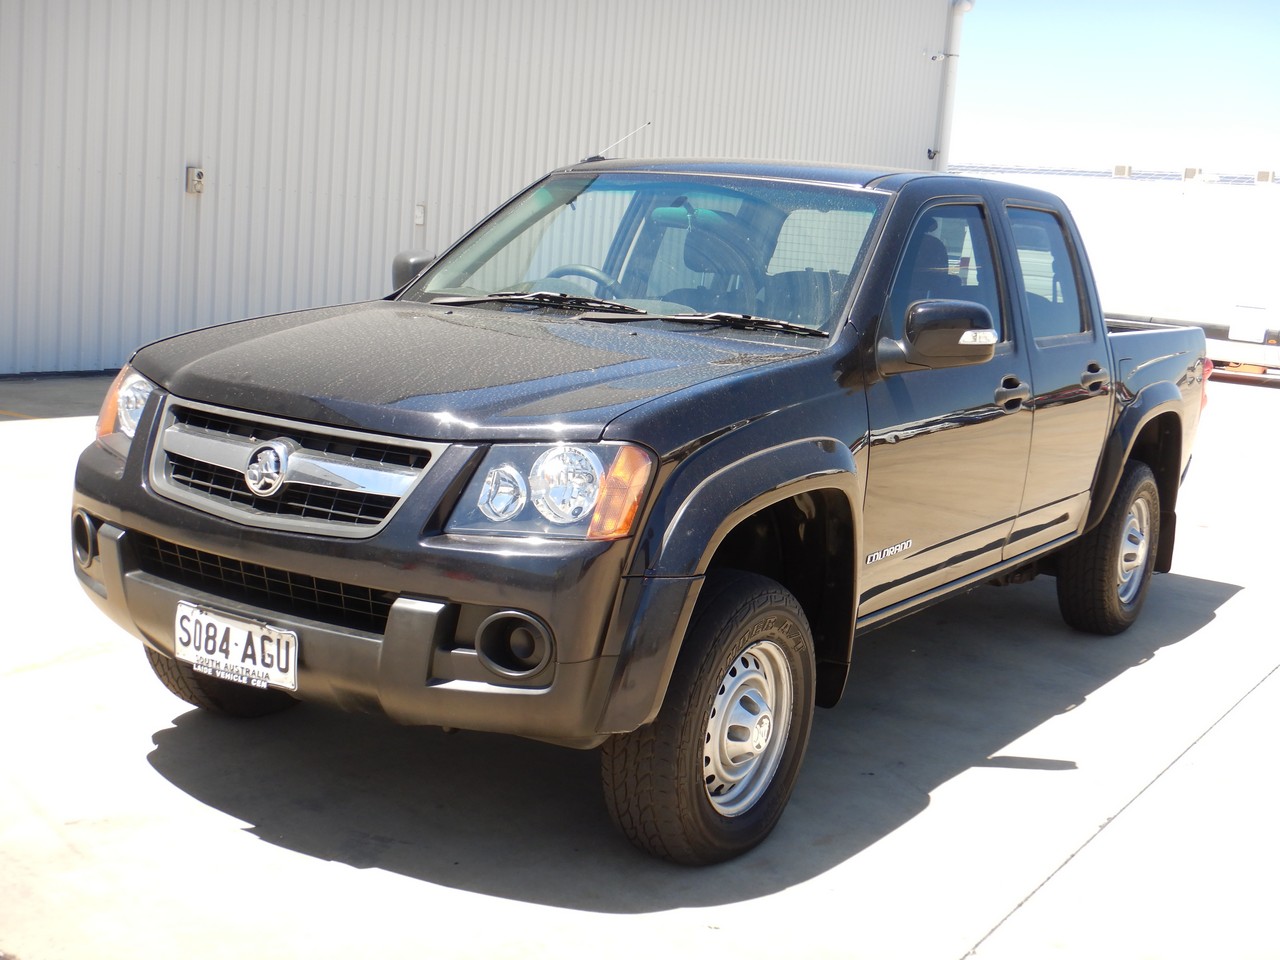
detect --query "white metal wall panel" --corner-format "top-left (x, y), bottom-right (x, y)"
top-left (0, 0), bottom-right (953, 374)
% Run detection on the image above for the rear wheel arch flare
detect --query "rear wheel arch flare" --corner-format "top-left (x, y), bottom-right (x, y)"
top-left (1087, 391), bottom-right (1184, 536)
top-left (1128, 412), bottom-right (1181, 514)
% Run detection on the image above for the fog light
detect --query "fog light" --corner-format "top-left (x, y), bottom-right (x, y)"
top-left (72, 510), bottom-right (98, 568)
top-left (475, 611), bottom-right (553, 678)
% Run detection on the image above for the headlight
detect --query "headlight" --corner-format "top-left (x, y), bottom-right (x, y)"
top-left (447, 442), bottom-right (654, 540)
top-left (477, 463), bottom-right (528, 522)
top-left (530, 445), bottom-right (604, 524)
top-left (96, 365), bottom-right (156, 457)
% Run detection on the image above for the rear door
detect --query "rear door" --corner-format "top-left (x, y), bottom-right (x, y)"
top-left (1001, 203), bottom-right (1113, 555)
top-left (860, 195), bottom-right (1034, 618)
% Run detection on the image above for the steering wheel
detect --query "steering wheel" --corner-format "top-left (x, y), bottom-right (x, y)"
top-left (546, 264), bottom-right (623, 298)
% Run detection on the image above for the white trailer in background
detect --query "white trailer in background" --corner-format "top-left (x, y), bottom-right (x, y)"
top-left (1109, 309), bottom-right (1280, 383)
top-left (952, 164), bottom-right (1280, 384)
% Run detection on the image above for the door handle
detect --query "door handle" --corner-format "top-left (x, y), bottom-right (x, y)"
top-left (994, 375), bottom-right (1031, 412)
top-left (1081, 361), bottom-right (1109, 391)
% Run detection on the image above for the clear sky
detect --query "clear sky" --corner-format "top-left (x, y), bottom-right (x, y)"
top-left (949, 0), bottom-right (1280, 173)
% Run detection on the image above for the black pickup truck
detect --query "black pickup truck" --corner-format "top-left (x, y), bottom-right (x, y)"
top-left (72, 159), bottom-right (1207, 864)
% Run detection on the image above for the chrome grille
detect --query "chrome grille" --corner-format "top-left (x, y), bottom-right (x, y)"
top-left (134, 534), bottom-right (392, 632)
top-left (172, 407), bottom-right (432, 469)
top-left (166, 453), bottom-right (398, 524)
top-left (149, 397), bottom-right (448, 537)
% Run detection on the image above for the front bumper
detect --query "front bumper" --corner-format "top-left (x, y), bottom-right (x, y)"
top-left (72, 436), bottom-right (697, 748)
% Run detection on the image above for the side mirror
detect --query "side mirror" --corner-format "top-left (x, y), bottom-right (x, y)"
top-left (876, 299), bottom-right (997, 375)
top-left (391, 250), bottom-right (435, 291)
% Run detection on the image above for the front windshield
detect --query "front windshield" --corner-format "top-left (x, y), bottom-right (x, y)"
top-left (403, 172), bottom-right (887, 333)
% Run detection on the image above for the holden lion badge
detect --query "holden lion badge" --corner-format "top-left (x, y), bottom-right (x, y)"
top-left (244, 440), bottom-right (291, 497)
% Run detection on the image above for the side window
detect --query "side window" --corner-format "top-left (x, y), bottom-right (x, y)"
top-left (1008, 207), bottom-right (1087, 338)
top-left (884, 205), bottom-right (1003, 340)
top-left (522, 189), bottom-right (635, 280)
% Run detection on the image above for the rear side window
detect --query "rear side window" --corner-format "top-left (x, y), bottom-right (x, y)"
top-left (1008, 207), bottom-right (1087, 338)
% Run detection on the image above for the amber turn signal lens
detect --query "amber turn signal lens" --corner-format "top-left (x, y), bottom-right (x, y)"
top-left (587, 445), bottom-right (654, 540)
top-left (95, 367), bottom-right (129, 441)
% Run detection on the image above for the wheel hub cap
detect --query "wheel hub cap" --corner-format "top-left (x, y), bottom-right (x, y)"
top-left (1116, 498), bottom-right (1151, 605)
top-left (751, 714), bottom-right (773, 753)
top-left (703, 640), bottom-right (793, 818)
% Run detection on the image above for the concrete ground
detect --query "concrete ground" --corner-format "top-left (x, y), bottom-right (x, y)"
top-left (1, 377), bottom-right (1276, 960)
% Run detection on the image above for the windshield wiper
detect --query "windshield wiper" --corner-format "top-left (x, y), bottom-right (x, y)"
top-left (432, 291), bottom-right (648, 315)
top-left (429, 294), bottom-right (826, 337)
top-left (658, 312), bottom-right (829, 338)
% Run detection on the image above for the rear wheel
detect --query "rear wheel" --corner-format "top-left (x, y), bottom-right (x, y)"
top-left (601, 571), bottom-right (815, 864)
top-left (144, 647), bottom-right (298, 718)
top-left (1056, 461), bottom-right (1160, 635)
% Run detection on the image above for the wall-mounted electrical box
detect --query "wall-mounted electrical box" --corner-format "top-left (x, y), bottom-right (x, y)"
top-left (186, 167), bottom-right (206, 194)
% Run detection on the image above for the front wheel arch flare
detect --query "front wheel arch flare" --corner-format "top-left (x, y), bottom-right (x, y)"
top-left (706, 489), bottom-right (856, 708)
top-left (600, 570), bottom-right (817, 864)
top-left (637, 437), bottom-right (861, 578)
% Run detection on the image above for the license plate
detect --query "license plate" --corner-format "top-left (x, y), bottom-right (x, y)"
top-left (174, 601), bottom-right (299, 692)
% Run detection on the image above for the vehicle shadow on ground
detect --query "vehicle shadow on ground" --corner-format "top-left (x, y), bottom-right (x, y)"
top-left (147, 574), bottom-right (1238, 911)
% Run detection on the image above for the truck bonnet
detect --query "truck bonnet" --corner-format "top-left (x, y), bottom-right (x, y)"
top-left (128, 300), bottom-right (814, 442)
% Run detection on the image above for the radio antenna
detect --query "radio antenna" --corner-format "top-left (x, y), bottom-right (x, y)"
top-left (583, 120), bottom-right (652, 162)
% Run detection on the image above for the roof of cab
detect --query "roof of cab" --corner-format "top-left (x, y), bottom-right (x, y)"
top-left (559, 156), bottom-right (916, 190)
top-left (556, 157), bottom-right (1070, 209)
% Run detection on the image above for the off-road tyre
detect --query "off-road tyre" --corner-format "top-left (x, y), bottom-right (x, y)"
top-left (144, 647), bottom-right (298, 718)
top-left (1056, 460), bottom-right (1160, 635)
top-left (600, 570), bottom-right (816, 865)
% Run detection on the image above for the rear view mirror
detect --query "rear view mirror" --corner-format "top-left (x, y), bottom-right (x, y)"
top-left (391, 250), bottom-right (435, 291)
top-left (877, 299), bottom-right (997, 375)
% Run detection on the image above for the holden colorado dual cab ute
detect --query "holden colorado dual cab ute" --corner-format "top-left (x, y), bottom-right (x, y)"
top-left (73, 159), bottom-right (1208, 864)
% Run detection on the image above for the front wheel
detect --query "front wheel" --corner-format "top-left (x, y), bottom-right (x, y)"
top-left (1056, 460), bottom-right (1160, 635)
top-left (600, 571), bottom-right (815, 864)
top-left (145, 647), bottom-right (298, 718)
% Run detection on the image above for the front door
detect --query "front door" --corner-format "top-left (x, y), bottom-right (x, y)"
top-left (860, 201), bottom-right (1034, 619)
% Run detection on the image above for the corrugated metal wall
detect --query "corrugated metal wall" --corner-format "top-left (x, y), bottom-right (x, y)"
top-left (0, 0), bottom-right (953, 374)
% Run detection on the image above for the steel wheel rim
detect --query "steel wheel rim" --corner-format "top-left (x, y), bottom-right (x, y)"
top-left (1116, 497), bottom-right (1151, 606)
top-left (703, 639), bottom-right (792, 817)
